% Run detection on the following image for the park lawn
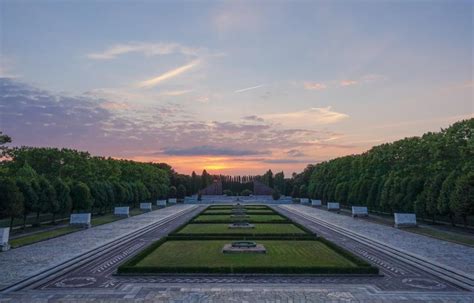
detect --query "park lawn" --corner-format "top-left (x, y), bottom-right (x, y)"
top-left (177, 223), bottom-right (306, 234)
top-left (9, 226), bottom-right (81, 248)
top-left (9, 208), bottom-right (150, 248)
top-left (134, 240), bottom-right (356, 269)
top-left (202, 209), bottom-right (276, 215)
top-left (193, 214), bottom-right (288, 223)
top-left (406, 226), bottom-right (474, 247)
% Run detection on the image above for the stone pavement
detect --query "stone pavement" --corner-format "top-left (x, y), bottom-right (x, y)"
top-left (282, 204), bottom-right (474, 278)
top-left (0, 205), bottom-right (195, 290)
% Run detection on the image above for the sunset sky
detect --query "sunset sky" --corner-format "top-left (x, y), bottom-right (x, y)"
top-left (1, 1), bottom-right (472, 175)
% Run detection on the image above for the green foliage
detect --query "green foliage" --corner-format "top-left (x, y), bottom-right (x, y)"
top-left (70, 182), bottom-right (92, 212)
top-left (177, 184), bottom-right (187, 199)
top-left (0, 178), bottom-right (24, 226)
top-left (240, 189), bottom-right (252, 196)
top-left (272, 189), bottom-right (281, 200)
top-left (223, 189), bottom-right (233, 196)
top-left (308, 119), bottom-right (474, 225)
top-left (168, 186), bottom-right (177, 198)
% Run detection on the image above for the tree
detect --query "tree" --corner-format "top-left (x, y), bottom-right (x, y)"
top-left (299, 184), bottom-right (308, 199)
top-left (168, 186), bottom-right (177, 199)
top-left (437, 172), bottom-right (458, 226)
top-left (16, 178), bottom-right (38, 229)
top-left (70, 182), bottom-right (92, 212)
top-left (450, 173), bottom-right (474, 227)
top-left (291, 185), bottom-right (299, 198)
top-left (53, 178), bottom-right (72, 217)
top-left (272, 189), bottom-right (281, 200)
top-left (0, 178), bottom-right (24, 228)
top-left (177, 184), bottom-right (187, 200)
top-left (35, 176), bottom-right (56, 226)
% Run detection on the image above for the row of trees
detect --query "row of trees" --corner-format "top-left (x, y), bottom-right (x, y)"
top-left (306, 119), bottom-right (473, 227)
top-left (0, 144), bottom-right (171, 228)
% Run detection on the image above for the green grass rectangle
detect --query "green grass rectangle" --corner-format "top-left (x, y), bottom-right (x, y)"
top-left (193, 214), bottom-right (289, 223)
top-left (176, 223), bottom-right (306, 235)
top-left (118, 239), bottom-right (378, 275)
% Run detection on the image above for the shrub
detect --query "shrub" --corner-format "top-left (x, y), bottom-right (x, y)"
top-left (223, 189), bottom-right (233, 196)
top-left (240, 189), bottom-right (252, 196)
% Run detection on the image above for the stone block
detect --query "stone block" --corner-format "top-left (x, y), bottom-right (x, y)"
top-left (168, 198), bottom-right (177, 204)
top-left (394, 213), bottom-right (417, 228)
top-left (0, 227), bottom-right (10, 252)
top-left (352, 206), bottom-right (368, 217)
top-left (156, 200), bottom-right (167, 208)
top-left (311, 200), bottom-right (322, 207)
top-left (327, 202), bottom-right (340, 211)
top-left (140, 202), bottom-right (152, 211)
top-left (70, 213), bottom-right (91, 228)
top-left (114, 207), bottom-right (130, 217)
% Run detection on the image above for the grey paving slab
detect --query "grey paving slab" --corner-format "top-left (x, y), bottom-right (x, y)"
top-left (282, 204), bottom-right (474, 278)
top-left (0, 205), bottom-right (195, 290)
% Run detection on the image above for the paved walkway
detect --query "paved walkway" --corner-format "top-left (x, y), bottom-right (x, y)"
top-left (0, 205), bottom-right (195, 290)
top-left (282, 204), bottom-right (474, 278)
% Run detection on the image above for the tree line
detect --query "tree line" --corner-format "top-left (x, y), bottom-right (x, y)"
top-left (0, 144), bottom-right (171, 228)
top-left (306, 119), bottom-right (473, 227)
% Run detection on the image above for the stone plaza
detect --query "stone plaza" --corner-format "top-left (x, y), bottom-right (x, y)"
top-left (0, 202), bottom-right (473, 302)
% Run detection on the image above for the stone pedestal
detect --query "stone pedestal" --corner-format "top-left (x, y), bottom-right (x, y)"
top-left (228, 222), bottom-right (255, 229)
top-left (156, 200), bottom-right (167, 208)
top-left (394, 213), bottom-right (417, 228)
top-left (140, 202), bottom-right (152, 212)
top-left (70, 213), bottom-right (91, 228)
top-left (222, 241), bottom-right (266, 254)
top-left (352, 206), bottom-right (368, 217)
top-left (0, 227), bottom-right (10, 252)
top-left (114, 206), bottom-right (130, 217)
top-left (312, 200), bottom-right (322, 207)
top-left (327, 202), bottom-right (340, 211)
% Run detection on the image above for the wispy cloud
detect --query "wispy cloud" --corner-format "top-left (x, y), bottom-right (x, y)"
top-left (340, 80), bottom-right (358, 86)
top-left (160, 89), bottom-right (193, 97)
top-left (137, 60), bottom-right (200, 88)
top-left (234, 84), bottom-right (264, 93)
top-left (304, 82), bottom-right (327, 90)
top-left (87, 42), bottom-right (200, 60)
top-left (263, 107), bottom-right (349, 125)
top-left (160, 145), bottom-right (270, 156)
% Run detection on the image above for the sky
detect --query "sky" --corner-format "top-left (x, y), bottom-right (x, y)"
top-left (0, 0), bottom-right (473, 176)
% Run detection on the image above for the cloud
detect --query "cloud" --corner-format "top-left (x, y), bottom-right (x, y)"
top-left (137, 60), bottom-right (200, 88)
top-left (340, 80), bottom-right (358, 86)
top-left (161, 146), bottom-right (270, 156)
top-left (234, 84), bottom-right (264, 93)
top-left (160, 90), bottom-right (193, 97)
top-left (287, 149), bottom-right (305, 157)
top-left (87, 42), bottom-right (200, 60)
top-left (242, 115), bottom-right (265, 123)
top-left (304, 82), bottom-right (327, 91)
top-left (263, 107), bottom-right (349, 126)
top-left (263, 159), bottom-right (310, 164)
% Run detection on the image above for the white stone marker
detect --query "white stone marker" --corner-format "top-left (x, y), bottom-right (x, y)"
top-left (0, 227), bottom-right (10, 252)
top-left (114, 206), bottom-right (130, 217)
top-left (168, 198), bottom-right (177, 204)
top-left (301, 198), bottom-right (310, 204)
top-left (394, 213), bottom-right (417, 228)
top-left (156, 200), bottom-right (167, 208)
top-left (140, 202), bottom-right (152, 212)
top-left (70, 213), bottom-right (91, 228)
top-left (327, 202), bottom-right (340, 211)
top-left (312, 200), bottom-right (322, 207)
top-left (352, 206), bottom-right (368, 217)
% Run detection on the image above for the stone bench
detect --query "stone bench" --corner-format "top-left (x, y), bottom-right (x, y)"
top-left (0, 228), bottom-right (10, 252)
top-left (352, 206), bottom-right (368, 217)
top-left (70, 213), bottom-right (91, 228)
top-left (312, 200), bottom-right (322, 207)
top-left (140, 202), bottom-right (152, 212)
top-left (114, 206), bottom-right (130, 217)
top-left (327, 202), bottom-right (340, 211)
top-left (156, 200), bottom-right (167, 208)
top-left (394, 213), bottom-right (417, 228)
